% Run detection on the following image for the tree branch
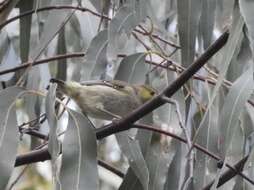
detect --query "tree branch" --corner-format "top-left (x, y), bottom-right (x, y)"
top-left (0, 53), bottom-right (84, 76)
top-left (202, 156), bottom-right (249, 190)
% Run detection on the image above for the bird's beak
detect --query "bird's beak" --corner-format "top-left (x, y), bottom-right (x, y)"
top-left (50, 78), bottom-right (67, 91)
top-left (50, 78), bottom-right (65, 85)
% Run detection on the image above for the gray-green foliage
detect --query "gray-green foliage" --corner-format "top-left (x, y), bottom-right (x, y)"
top-left (0, 0), bottom-right (254, 190)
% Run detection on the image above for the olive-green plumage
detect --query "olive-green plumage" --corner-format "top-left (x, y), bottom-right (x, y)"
top-left (50, 78), bottom-right (156, 120)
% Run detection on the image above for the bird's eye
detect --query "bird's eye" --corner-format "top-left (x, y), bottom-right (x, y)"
top-left (150, 91), bottom-right (155, 96)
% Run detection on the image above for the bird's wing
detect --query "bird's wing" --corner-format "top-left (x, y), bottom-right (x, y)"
top-left (80, 80), bottom-right (129, 90)
top-left (80, 80), bottom-right (106, 86)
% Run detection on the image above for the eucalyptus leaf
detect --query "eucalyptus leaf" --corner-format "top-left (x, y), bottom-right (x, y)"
top-left (82, 30), bottom-right (109, 81)
top-left (116, 133), bottom-right (149, 190)
top-left (199, 0), bottom-right (216, 49)
top-left (239, 0), bottom-right (254, 57)
top-left (114, 52), bottom-right (147, 83)
top-left (108, 5), bottom-right (135, 61)
top-left (146, 138), bottom-right (176, 190)
top-left (119, 114), bottom-right (153, 190)
top-left (164, 140), bottom-right (183, 190)
top-left (25, 67), bottom-right (40, 120)
top-left (177, 0), bottom-right (202, 67)
top-left (46, 83), bottom-right (61, 186)
top-left (59, 110), bottom-right (98, 190)
top-left (0, 30), bottom-right (9, 63)
top-left (0, 87), bottom-right (25, 189)
top-left (0, 39), bottom-right (20, 82)
top-left (18, 0), bottom-right (34, 62)
top-left (193, 83), bottom-right (220, 189)
top-left (46, 83), bottom-right (59, 157)
top-left (220, 69), bottom-right (253, 158)
top-left (25, 67), bottom-right (42, 150)
top-left (108, 0), bottom-right (147, 60)
top-left (30, 0), bottom-right (73, 61)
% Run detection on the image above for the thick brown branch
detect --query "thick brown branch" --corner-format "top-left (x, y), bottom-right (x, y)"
top-left (202, 156), bottom-right (249, 190)
top-left (15, 147), bottom-right (51, 166)
top-left (15, 147), bottom-right (124, 178)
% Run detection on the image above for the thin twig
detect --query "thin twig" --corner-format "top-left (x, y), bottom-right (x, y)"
top-left (0, 53), bottom-right (85, 76)
top-left (98, 160), bottom-right (124, 178)
top-left (8, 165), bottom-right (29, 190)
top-left (161, 96), bottom-right (192, 149)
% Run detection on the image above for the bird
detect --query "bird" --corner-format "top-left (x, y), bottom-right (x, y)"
top-left (50, 78), bottom-right (156, 120)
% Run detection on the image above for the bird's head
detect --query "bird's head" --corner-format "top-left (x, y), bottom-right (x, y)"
top-left (134, 84), bottom-right (157, 103)
top-left (50, 78), bottom-right (82, 98)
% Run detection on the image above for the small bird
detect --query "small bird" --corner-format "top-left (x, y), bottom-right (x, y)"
top-left (50, 78), bottom-right (156, 120)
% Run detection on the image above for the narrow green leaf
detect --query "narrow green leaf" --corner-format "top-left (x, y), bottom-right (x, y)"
top-left (0, 87), bottom-right (25, 189)
top-left (108, 1), bottom-right (147, 60)
top-left (46, 84), bottom-right (59, 157)
top-left (82, 30), bottom-right (109, 80)
top-left (24, 67), bottom-right (40, 120)
top-left (114, 53), bottom-right (147, 83)
top-left (164, 141), bottom-right (183, 190)
top-left (46, 83), bottom-right (61, 187)
top-left (18, 0), bottom-right (34, 62)
top-left (116, 133), bottom-right (149, 190)
top-left (193, 83), bottom-right (220, 189)
top-left (177, 0), bottom-right (202, 67)
top-left (119, 115), bottom-right (153, 190)
top-left (0, 34), bottom-right (20, 81)
top-left (220, 69), bottom-right (254, 157)
top-left (59, 110), bottom-right (98, 190)
top-left (30, 0), bottom-right (73, 61)
top-left (108, 5), bottom-right (134, 61)
top-left (199, 0), bottom-right (216, 49)
top-left (146, 138), bottom-right (176, 190)
top-left (239, 0), bottom-right (254, 56)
